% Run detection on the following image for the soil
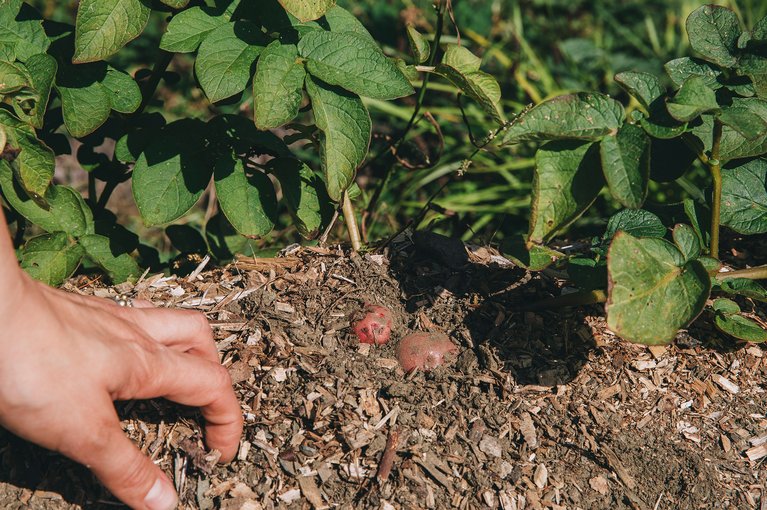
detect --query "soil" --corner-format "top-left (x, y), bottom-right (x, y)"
top-left (1, 232), bottom-right (766, 510)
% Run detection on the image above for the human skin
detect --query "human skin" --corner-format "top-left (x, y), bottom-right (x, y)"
top-left (0, 206), bottom-right (243, 509)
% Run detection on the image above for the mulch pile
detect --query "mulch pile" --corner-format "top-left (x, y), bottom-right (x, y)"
top-left (1, 232), bottom-right (766, 510)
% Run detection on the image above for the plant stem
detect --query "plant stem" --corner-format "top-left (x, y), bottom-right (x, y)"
top-left (342, 191), bottom-right (363, 251)
top-left (709, 119), bottom-right (723, 259)
top-left (87, 172), bottom-right (97, 209)
top-left (525, 289), bottom-right (607, 311)
top-left (96, 178), bottom-right (119, 212)
top-left (136, 50), bottom-right (174, 115)
top-left (363, 0), bottom-right (446, 221)
top-left (715, 265), bottom-right (767, 281)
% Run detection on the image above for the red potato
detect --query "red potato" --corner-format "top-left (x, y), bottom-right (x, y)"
top-left (397, 332), bottom-right (458, 373)
top-left (353, 303), bottom-right (394, 345)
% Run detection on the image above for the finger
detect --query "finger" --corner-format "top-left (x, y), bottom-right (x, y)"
top-left (62, 402), bottom-right (178, 510)
top-left (123, 308), bottom-right (220, 364)
top-left (120, 349), bottom-right (242, 462)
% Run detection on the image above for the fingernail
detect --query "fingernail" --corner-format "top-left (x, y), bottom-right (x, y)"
top-left (144, 478), bottom-right (177, 510)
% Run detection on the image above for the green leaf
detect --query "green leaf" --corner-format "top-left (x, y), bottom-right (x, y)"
top-left (435, 44), bottom-right (503, 122)
top-left (718, 278), bottom-right (767, 302)
top-left (406, 25), bottom-right (430, 64)
top-left (736, 53), bottom-right (767, 98)
top-left (500, 234), bottom-right (563, 271)
top-left (666, 76), bottom-right (720, 122)
top-left (205, 212), bottom-right (255, 260)
top-left (19, 232), bottom-right (84, 285)
top-left (0, 4), bottom-right (50, 62)
top-left (500, 92), bottom-right (624, 144)
top-left (299, 31), bottom-right (414, 100)
top-left (683, 198), bottom-right (710, 247)
top-left (753, 14), bottom-right (767, 42)
top-left (0, 109), bottom-right (54, 198)
top-left (100, 66), bottom-right (141, 114)
top-left (0, 162), bottom-right (94, 237)
top-left (79, 233), bottom-right (141, 283)
top-left (720, 158), bottom-right (767, 234)
top-left (213, 151), bottom-right (277, 237)
top-left (599, 122), bottom-right (649, 209)
top-left (712, 298), bottom-right (767, 342)
top-left (718, 98), bottom-right (767, 161)
top-left (253, 41), bottom-right (305, 130)
top-left (672, 223), bottom-right (701, 262)
top-left (195, 21), bottom-right (265, 102)
top-left (56, 63), bottom-right (111, 138)
top-left (664, 57), bottom-right (721, 89)
top-left (159, 0), bottom-right (189, 8)
top-left (159, 4), bottom-right (231, 53)
top-left (15, 53), bottom-right (56, 129)
top-left (207, 113), bottom-right (292, 157)
top-left (614, 71), bottom-right (664, 112)
top-left (73, 0), bottom-right (151, 63)
top-left (114, 112), bottom-right (166, 163)
top-left (305, 75), bottom-right (371, 202)
top-left (718, 103), bottom-right (767, 140)
top-left (0, 60), bottom-right (29, 93)
top-left (685, 5), bottom-right (741, 68)
top-left (131, 119), bottom-right (212, 225)
top-left (269, 157), bottom-right (328, 238)
top-left (278, 0), bottom-right (335, 22)
top-left (607, 232), bottom-right (710, 345)
top-left (529, 141), bottom-right (604, 244)
top-left (603, 209), bottom-right (666, 241)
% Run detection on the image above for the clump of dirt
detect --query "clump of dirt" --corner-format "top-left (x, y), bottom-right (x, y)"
top-left (0, 234), bottom-right (765, 509)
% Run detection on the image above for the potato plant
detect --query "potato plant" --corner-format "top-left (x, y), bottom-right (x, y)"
top-left (502, 5), bottom-right (767, 346)
top-left (0, 0), bottom-right (501, 283)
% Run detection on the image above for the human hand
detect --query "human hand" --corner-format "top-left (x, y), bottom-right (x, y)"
top-left (0, 273), bottom-right (243, 510)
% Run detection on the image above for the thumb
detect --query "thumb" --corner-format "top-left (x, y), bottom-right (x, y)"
top-left (69, 418), bottom-right (178, 510)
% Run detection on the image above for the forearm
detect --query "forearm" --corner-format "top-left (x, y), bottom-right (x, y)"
top-left (0, 205), bottom-right (25, 293)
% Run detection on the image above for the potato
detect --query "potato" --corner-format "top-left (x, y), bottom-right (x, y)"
top-left (353, 304), bottom-right (393, 345)
top-left (396, 332), bottom-right (458, 373)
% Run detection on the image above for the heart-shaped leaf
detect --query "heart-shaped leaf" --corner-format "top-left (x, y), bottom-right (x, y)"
top-left (685, 5), bottom-right (741, 69)
top-left (74, 0), bottom-right (151, 63)
top-left (666, 76), bottom-right (720, 122)
top-left (607, 232), bottom-right (710, 345)
top-left (253, 41), bottom-right (306, 130)
top-left (79, 233), bottom-right (141, 283)
top-left (160, 3), bottom-right (232, 53)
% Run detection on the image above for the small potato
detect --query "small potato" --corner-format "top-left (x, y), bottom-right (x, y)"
top-left (353, 304), bottom-right (393, 345)
top-left (396, 332), bottom-right (458, 373)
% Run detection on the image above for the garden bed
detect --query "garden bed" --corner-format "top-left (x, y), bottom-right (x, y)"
top-left (1, 234), bottom-right (765, 510)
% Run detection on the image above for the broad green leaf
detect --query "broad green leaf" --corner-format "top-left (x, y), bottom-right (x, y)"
top-left (131, 119), bottom-right (212, 225)
top-left (637, 111), bottom-right (688, 140)
top-left (500, 93), bottom-right (624, 144)
top-left (501, 234), bottom-right (563, 271)
top-left (195, 21), bottom-right (265, 102)
top-left (718, 103), bottom-right (767, 140)
top-left (666, 76), bottom-right (719, 122)
top-left (718, 278), bottom-right (767, 302)
top-left (435, 44), bottom-right (503, 122)
top-left (299, 31), bottom-right (414, 100)
top-left (0, 4), bottom-right (50, 62)
top-left (614, 71), bottom-right (664, 112)
top-left (278, 0), bottom-right (335, 22)
top-left (649, 136), bottom-right (697, 181)
top-left (159, 4), bottom-right (230, 53)
top-left (0, 162), bottom-right (94, 237)
top-left (253, 41), bottom-right (305, 130)
top-left (73, 0), bottom-right (151, 63)
top-left (305, 76), bottom-right (371, 202)
top-left (406, 25), bottom-right (430, 64)
top-left (736, 53), bottom-right (767, 98)
top-left (720, 158), bottom-right (767, 234)
top-left (269, 157), bottom-right (327, 238)
top-left (672, 223), bottom-right (701, 262)
top-left (79, 233), bottom-right (141, 283)
top-left (603, 208), bottom-right (666, 241)
top-left (19, 232), bottom-right (84, 285)
top-left (683, 198), bottom-right (710, 247)
top-left (599, 122), bottom-right (649, 209)
top-left (165, 224), bottom-right (207, 254)
top-left (664, 57), bottom-right (721, 89)
top-left (717, 98), bottom-right (767, 161)
top-left (753, 14), bottom-right (767, 42)
top-left (0, 109), bottom-right (54, 198)
top-left (15, 53), bottom-right (56, 128)
top-left (114, 112), bottom-right (166, 163)
top-left (0, 60), bottom-right (29, 93)
top-left (205, 212), bottom-right (256, 260)
top-left (607, 232), bottom-right (710, 345)
top-left (100, 67), bottom-right (141, 114)
top-left (56, 63), bottom-right (111, 138)
top-left (529, 141), bottom-right (604, 244)
top-left (685, 5), bottom-right (741, 68)
top-left (213, 151), bottom-right (277, 237)
top-left (712, 298), bottom-right (767, 342)
top-left (160, 0), bottom-right (189, 8)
